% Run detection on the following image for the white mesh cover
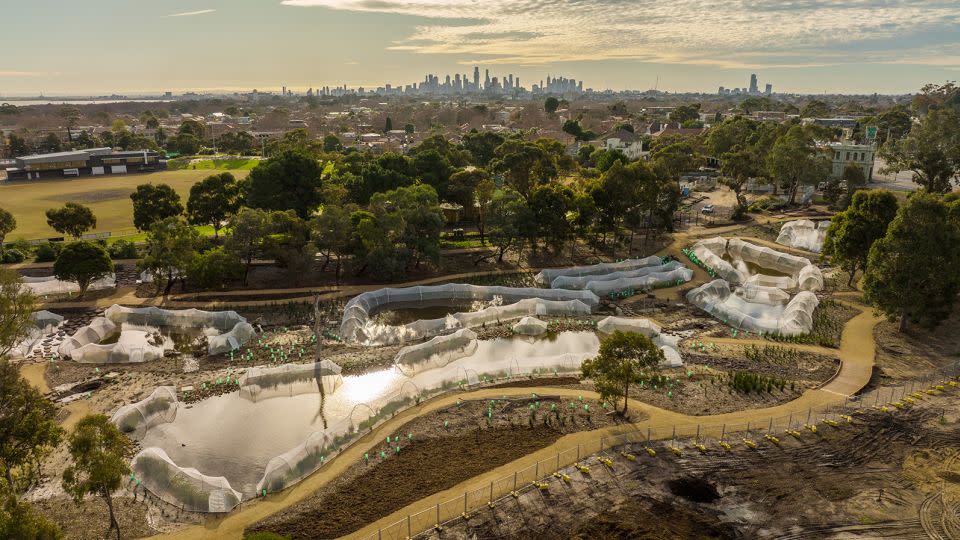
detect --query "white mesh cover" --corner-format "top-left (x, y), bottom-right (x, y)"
top-left (584, 267), bottom-right (694, 296)
top-left (58, 317), bottom-right (118, 359)
top-left (111, 386), bottom-right (178, 437)
top-left (394, 329), bottom-right (478, 376)
top-left (512, 316), bottom-right (548, 336)
top-left (734, 284), bottom-right (791, 305)
top-left (549, 261), bottom-right (685, 290)
top-left (342, 284), bottom-right (597, 345)
top-left (536, 256), bottom-right (663, 286)
top-left (21, 274), bottom-right (116, 296)
top-left (10, 311), bottom-right (64, 359)
top-left (104, 305), bottom-right (246, 331)
top-left (776, 219), bottom-right (830, 253)
top-left (686, 279), bottom-right (820, 336)
top-left (691, 237), bottom-right (823, 292)
top-left (131, 447), bottom-right (242, 513)
top-left (239, 360), bottom-right (344, 401)
top-left (596, 316), bottom-right (683, 367)
top-left (207, 322), bottom-right (256, 355)
top-left (71, 329), bottom-right (166, 364)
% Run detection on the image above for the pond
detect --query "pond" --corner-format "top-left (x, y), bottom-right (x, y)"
top-left (137, 331), bottom-right (599, 496)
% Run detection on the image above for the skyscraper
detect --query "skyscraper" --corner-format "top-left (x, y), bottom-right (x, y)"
top-left (749, 74), bottom-right (758, 94)
top-left (473, 66), bottom-right (480, 91)
top-left (764, 83), bottom-right (773, 96)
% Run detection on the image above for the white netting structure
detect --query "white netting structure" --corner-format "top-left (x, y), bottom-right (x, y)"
top-left (536, 256), bottom-right (663, 287)
top-left (71, 329), bottom-right (167, 364)
top-left (111, 386), bottom-right (178, 437)
top-left (548, 260), bottom-right (685, 290)
top-left (596, 316), bottom-right (683, 367)
top-left (735, 284), bottom-right (791, 305)
top-left (512, 316), bottom-right (548, 336)
top-left (239, 360), bottom-right (344, 401)
top-left (583, 267), bottom-right (694, 296)
top-left (130, 447), bottom-right (243, 513)
top-left (104, 305), bottom-right (246, 332)
top-left (686, 279), bottom-right (820, 336)
top-left (20, 274), bottom-right (116, 296)
top-left (691, 237), bottom-right (824, 292)
top-left (341, 284), bottom-right (598, 345)
top-left (58, 317), bottom-right (117, 359)
top-left (208, 322), bottom-right (256, 355)
top-left (776, 219), bottom-right (830, 253)
top-left (10, 310), bottom-right (64, 359)
top-left (394, 329), bottom-right (478, 376)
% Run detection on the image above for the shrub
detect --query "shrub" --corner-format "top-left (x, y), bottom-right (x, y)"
top-left (34, 242), bottom-right (62, 262)
top-left (186, 246), bottom-right (242, 289)
top-left (107, 239), bottom-right (138, 260)
top-left (747, 196), bottom-right (787, 213)
top-left (1, 249), bottom-right (26, 263)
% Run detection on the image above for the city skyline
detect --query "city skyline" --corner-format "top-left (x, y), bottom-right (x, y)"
top-left (1, 0), bottom-right (958, 96)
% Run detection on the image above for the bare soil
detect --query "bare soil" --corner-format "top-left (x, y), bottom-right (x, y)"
top-left (32, 495), bottom-right (156, 540)
top-left (874, 312), bottom-right (960, 382)
top-left (246, 396), bottom-right (628, 539)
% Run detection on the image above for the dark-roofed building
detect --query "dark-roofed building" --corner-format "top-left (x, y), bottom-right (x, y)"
top-left (5, 148), bottom-right (165, 180)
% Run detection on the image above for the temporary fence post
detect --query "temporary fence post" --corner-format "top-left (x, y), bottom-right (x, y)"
top-left (672, 425), bottom-right (676, 441)
top-left (464, 492), bottom-right (467, 515)
top-left (647, 427), bottom-right (651, 442)
top-left (721, 424), bottom-right (725, 440)
top-left (513, 471), bottom-right (517, 491)
top-left (535, 461), bottom-right (539, 478)
top-left (696, 424), bottom-right (700, 441)
top-left (577, 444), bottom-right (581, 460)
top-left (875, 391), bottom-right (880, 406)
top-left (807, 408), bottom-right (812, 424)
top-left (407, 515), bottom-right (411, 537)
top-left (489, 481), bottom-right (493, 502)
top-left (557, 453), bottom-right (560, 471)
top-left (842, 396), bottom-right (847, 410)
top-left (768, 417), bottom-right (773, 433)
top-left (600, 437), bottom-right (604, 452)
top-left (436, 503), bottom-right (440, 526)
top-left (379, 528), bottom-right (382, 540)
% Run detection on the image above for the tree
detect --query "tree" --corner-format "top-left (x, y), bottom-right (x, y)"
top-left (62, 415), bottom-right (132, 540)
top-left (177, 119), bottom-right (206, 140)
top-left (186, 246), bottom-right (242, 289)
top-left (246, 151), bottom-right (323, 219)
top-left (486, 189), bottom-right (529, 262)
top-left (822, 190), bottom-right (898, 287)
top-left (460, 130), bottom-right (505, 166)
top-left (174, 132), bottom-right (200, 155)
top-left (837, 162), bottom-right (868, 208)
top-left (544, 97), bottom-right (560, 114)
top-left (130, 183), bottom-right (184, 231)
top-left (0, 208), bottom-right (15, 249)
top-left (0, 269), bottom-right (36, 359)
top-left (446, 168), bottom-right (487, 211)
top-left (369, 184), bottom-right (444, 270)
top-left (800, 99), bottom-right (831, 118)
top-left (863, 192), bottom-right (960, 331)
top-left (140, 217), bottom-right (199, 295)
top-left (475, 177), bottom-right (495, 246)
top-left (0, 487), bottom-right (62, 540)
top-left (53, 242), bottom-right (113, 298)
top-left (594, 149), bottom-right (628, 172)
top-left (528, 183), bottom-right (574, 253)
top-left (561, 120), bottom-right (595, 142)
top-left (0, 359), bottom-right (62, 490)
top-left (404, 123), bottom-right (415, 134)
top-left (668, 104), bottom-right (701, 125)
top-left (580, 331), bottom-right (664, 415)
top-left (187, 173), bottom-right (241, 238)
top-left (719, 146), bottom-right (760, 217)
top-left (411, 149), bottom-right (453, 199)
top-left (7, 134), bottom-right (29, 157)
top-left (384, 116), bottom-right (393, 133)
top-left (322, 134), bottom-right (342, 152)
top-left (651, 141), bottom-right (699, 179)
top-left (225, 208), bottom-right (270, 285)
top-left (489, 139), bottom-right (557, 198)
top-left (44, 202), bottom-right (96, 240)
top-left (40, 133), bottom-right (62, 154)
top-left (880, 107), bottom-right (960, 193)
top-left (311, 204), bottom-right (354, 284)
top-left (766, 126), bottom-right (831, 204)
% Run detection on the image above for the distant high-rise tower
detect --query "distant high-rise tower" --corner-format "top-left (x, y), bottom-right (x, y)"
top-left (749, 74), bottom-right (758, 94)
top-left (764, 83), bottom-right (773, 96)
top-left (473, 66), bottom-right (480, 90)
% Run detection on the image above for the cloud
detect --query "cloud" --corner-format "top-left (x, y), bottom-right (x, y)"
top-left (0, 71), bottom-right (51, 77)
top-left (281, 0), bottom-right (960, 69)
top-left (167, 9), bottom-right (216, 17)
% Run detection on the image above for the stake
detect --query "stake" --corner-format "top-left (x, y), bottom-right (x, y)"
top-left (721, 424), bottom-right (726, 440)
top-left (436, 503), bottom-right (440, 526)
top-left (407, 515), bottom-right (411, 537)
top-left (489, 481), bottom-right (493, 502)
top-left (513, 471), bottom-right (517, 491)
top-left (696, 424), bottom-right (700, 441)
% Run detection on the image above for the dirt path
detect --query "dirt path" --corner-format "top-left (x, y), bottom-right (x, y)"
top-left (20, 362), bottom-right (50, 393)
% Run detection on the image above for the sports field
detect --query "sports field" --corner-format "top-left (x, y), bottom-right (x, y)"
top-left (0, 169), bottom-right (250, 241)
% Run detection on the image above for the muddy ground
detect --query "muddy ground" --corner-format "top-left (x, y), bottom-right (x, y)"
top-left (425, 386), bottom-right (960, 540)
top-left (245, 396), bottom-right (629, 539)
top-left (874, 311), bottom-right (960, 383)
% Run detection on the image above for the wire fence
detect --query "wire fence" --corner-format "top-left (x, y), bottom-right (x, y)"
top-left (358, 362), bottom-right (960, 540)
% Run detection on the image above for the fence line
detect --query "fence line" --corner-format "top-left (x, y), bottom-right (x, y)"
top-left (359, 362), bottom-right (960, 540)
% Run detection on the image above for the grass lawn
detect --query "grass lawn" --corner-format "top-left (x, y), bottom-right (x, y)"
top-left (166, 157), bottom-right (261, 171)
top-left (0, 169), bottom-right (249, 240)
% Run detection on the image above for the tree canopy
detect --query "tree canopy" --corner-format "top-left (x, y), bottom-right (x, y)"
top-left (130, 183), bottom-right (184, 231)
top-left (863, 192), bottom-right (960, 331)
top-left (53, 242), bottom-right (113, 298)
top-left (246, 151), bottom-right (324, 218)
top-left (187, 172), bottom-right (241, 237)
top-left (822, 190), bottom-right (898, 286)
top-left (45, 202), bottom-right (96, 239)
top-left (580, 331), bottom-right (664, 414)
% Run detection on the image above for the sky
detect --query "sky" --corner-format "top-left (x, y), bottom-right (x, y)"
top-left (0, 0), bottom-right (958, 96)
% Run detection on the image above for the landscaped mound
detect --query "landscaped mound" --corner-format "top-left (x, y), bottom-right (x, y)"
top-left (776, 219), bottom-right (830, 253)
